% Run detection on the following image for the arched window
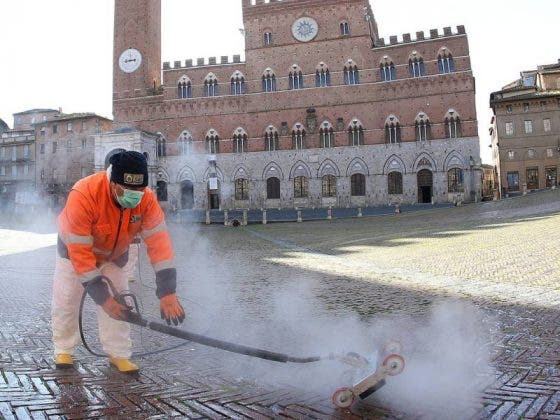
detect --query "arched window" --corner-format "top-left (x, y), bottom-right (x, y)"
top-left (319, 121), bottom-right (334, 148)
top-left (262, 68), bottom-right (276, 92)
top-left (343, 60), bottom-right (360, 85)
top-left (409, 53), bottom-right (425, 78)
top-left (267, 177), bottom-right (280, 199)
top-left (445, 109), bottom-right (462, 139)
top-left (385, 115), bottom-right (401, 144)
top-left (264, 125), bottom-right (279, 151)
top-left (177, 130), bottom-right (193, 155)
top-left (264, 31), bottom-right (273, 46)
top-left (178, 76), bottom-right (192, 99)
top-left (235, 178), bottom-right (249, 200)
top-left (204, 73), bottom-right (218, 97)
top-left (380, 56), bottom-right (396, 81)
top-left (206, 129), bottom-right (220, 154)
top-left (438, 47), bottom-right (455, 74)
top-left (292, 123), bottom-right (306, 150)
top-left (350, 173), bottom-right (366, 196)
top-left (156, 180), bottom-right (168, 201)
top-left (231, 71), bottom-right (246, 95)
top-left (348, 119), bottom-right (364, 146)
top-left (388, 172), bottom-right (403, 195)
top-left (448, 168), bottom-right (464, 192)
top-left (156, 136), bottom-right (166, 157)
top-left (289, 65), bottom-right (304, 90)
top-left (322, 175), bottom-right (337, 197)
top-left (294, 176), bottom-right (309, 198)
top-left (340, 21), bottom-right (350, 36)
top-left (232, 128), bottom-right (248, 153)
top-left (415, 112), bottom-right (431, 142)
top-left (315, 63), bottom-right (331, 87)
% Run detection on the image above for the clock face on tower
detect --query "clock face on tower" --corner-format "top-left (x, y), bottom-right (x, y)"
top-left (118, 48), bottom-right (142, 73)
top-left (291, 17), bottom-right (318, 42)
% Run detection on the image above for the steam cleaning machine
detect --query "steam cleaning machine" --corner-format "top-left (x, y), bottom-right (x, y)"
top-left (79, 279), bottom-right (405, 409)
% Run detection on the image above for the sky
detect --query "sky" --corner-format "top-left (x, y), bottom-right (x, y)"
top-left (0, 0), bottom-right (558, 164)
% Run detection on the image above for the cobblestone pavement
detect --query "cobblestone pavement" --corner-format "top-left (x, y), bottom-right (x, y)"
top-left (1, 189), bottom-right (560, 419)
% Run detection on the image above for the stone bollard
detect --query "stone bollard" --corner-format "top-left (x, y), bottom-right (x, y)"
top-left (327, 206), bottom-right (332, 220)
top-left (394, 204), bottom-right (401, 214)
top-left (262, 209), bottom-right (267, 225)
top-left (224, 210), bottom-right (229, 226)
top-left (242, 210), bottom-right (248, 226)
top-left (297, 210), bottom-right (302, 223)
top-left (205, 210), bottom-right (210, 225)
top-left (522, 183), bottom-right (527, 196)
top-left (357, 207), bottom-right (362, 217)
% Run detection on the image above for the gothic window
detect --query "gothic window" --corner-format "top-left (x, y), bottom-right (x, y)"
top-left (204, 73), bottom-right (219, 97)
top-left (315, 63), bottom-right (331, 87)
top-left (289, 65), bottom-right (304, 90)
top-left (232, 128), bottom-right (248, 153)
top-left (156, 136), bottom-right (166, 157)
top-left (294, 176), bottom-right (309, 198)
top-left (292, 123), bottom-right (306, 150)
top-left (438, 47), bottom-right (455, 74)
top-left (264, 31), bottom-right (273, 46)
top-left (415, 112), bottom-right (431, 141)
top-left (322, 175), bottom-right (337, 197)
top-left (447, 168), bottom-right (464, 192)
top-left (235, 178), bottom-right (249, 200)
top-left (264, 125), bottom-right (279, 151)
top-left (388, 172), bottom-right (403, 195)
top-left (348, 119), bottom-right (364, 146)
top-left (385, 115), bottom-right (401, 144)
top-left (262, 68), bottom-right (277, 92)
top-left (380, 57), bottom-right (397, 81)
top-left (319, 121), bottom-right (334, 148)
top-left (343, 60), bottom-right (360, 85)
top-left (231, 71), bottom-right (246, 95)
top-left (177, 130), bottom-right (193, 155)
top-left (178, 76), bottom-right (192, 99)
top-left (445, 109), bottom-right (462, 139)
top-left (350, 173), bottom-right (366, 196)
top-left (409, 53), bottom-right (425, 78)
top-left (206, 129), bottom-right (220, 154)
top-left (340, 21), bottom-right (350, 36)
top-left (267, 177), bottom-right (281, 199)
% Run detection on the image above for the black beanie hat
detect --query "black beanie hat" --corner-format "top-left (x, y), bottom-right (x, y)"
top-left (109, 151), bottom-right (149, 188)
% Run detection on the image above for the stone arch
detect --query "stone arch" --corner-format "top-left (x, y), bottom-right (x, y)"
top-left (346, 157), bottom-right (369, 176)
top-left (413, 153), bottom-right (437, 172)
top-left (438, 46), bottom-right (453, 58)
top-left (383, 155), bottom-right (406, 175)
top-left (289, 160), bottom-right (311, 179)
top-left (176, 165), bottom-right (196, 183)
top-left (203, 165), bottom-right (224, 182)
top-left (178, 75), bottom-right (192, 85)
top-left (379, 55), bottom-right (395, 66)
top-left (262, 162), bottom-right (284, 180)
top-left (232, 165), bottom-right (251, 181)
top-left (444, 151), bottom-right (467, 170)
top-left (318, 159), bottom-right (340, 178)
top-left (156, 167), bottom-right (171, 183)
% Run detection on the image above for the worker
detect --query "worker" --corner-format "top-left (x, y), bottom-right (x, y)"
top-left (52, 150), bottom-right (185, 373)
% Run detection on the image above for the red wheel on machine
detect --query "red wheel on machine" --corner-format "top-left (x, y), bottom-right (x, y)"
top-left (382, 354), bottom-right (405, 376)
top-left (332, 387), bottom-right (355, 408)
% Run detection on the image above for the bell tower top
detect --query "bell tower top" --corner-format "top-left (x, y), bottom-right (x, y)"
top-left (113, 0), bottom-right (161, 106)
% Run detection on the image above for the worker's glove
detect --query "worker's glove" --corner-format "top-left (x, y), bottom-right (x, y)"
top-left (84, 275), bottom-right (110, 305)
top-left (101, 296), bottom-right (131, 321)
top-left (160, 293), bottom-right (185, 326)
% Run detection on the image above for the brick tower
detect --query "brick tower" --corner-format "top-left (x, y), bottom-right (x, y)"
top-left (113, 0), bottom-right (161, 109)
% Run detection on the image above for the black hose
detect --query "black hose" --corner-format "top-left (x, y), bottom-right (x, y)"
top-left (79, 287), bottom-right (322, 363)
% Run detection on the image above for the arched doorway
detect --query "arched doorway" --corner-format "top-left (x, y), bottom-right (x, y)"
top-left (417, 169), bottom-right (433, 203)
top-left (207, 178), bottom-right (220, 210)
top-left (104, 148), bottom-right (126, 169)
top-left (180, 180), bottom-right (194, 209)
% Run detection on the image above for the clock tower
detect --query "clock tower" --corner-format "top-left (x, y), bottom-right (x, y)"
top-left (113, 0), bottom-right (161, 108)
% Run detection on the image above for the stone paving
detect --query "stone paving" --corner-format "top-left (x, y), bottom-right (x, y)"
top-left (1, 189), bottom-right (560, 419)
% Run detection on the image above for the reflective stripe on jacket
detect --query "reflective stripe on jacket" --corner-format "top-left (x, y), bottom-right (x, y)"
top-left (57, 172), bottom-right (174, 284)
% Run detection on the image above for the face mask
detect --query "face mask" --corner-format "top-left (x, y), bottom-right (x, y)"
top-left (116, 188), bottom-right (144, 209)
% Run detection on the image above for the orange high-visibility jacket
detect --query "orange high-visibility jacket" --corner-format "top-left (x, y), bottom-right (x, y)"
top-left (58, 171), bottom-right (174, 285)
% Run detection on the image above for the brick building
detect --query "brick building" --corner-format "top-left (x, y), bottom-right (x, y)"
top-left (103, 0), bottom-right (481, 211)
top-left (490, 60), bottom-right (560, 196)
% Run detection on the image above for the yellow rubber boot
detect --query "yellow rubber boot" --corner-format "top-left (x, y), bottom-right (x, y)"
top-left (109, 357), bottom-right (139, 374)
top-left (54, 353), bottom-right (74, 369)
